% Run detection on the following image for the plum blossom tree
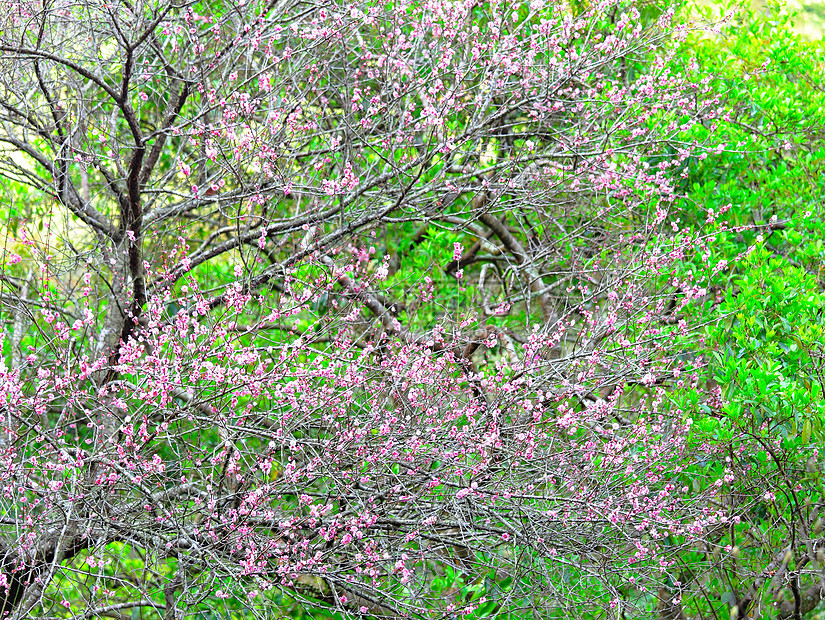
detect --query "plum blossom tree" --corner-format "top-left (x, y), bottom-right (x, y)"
top-left (0, 0), bottom-right (733, 617)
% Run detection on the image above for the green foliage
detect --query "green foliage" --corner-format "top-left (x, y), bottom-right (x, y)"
top-left (658, 2), bottom-right (825, 617)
